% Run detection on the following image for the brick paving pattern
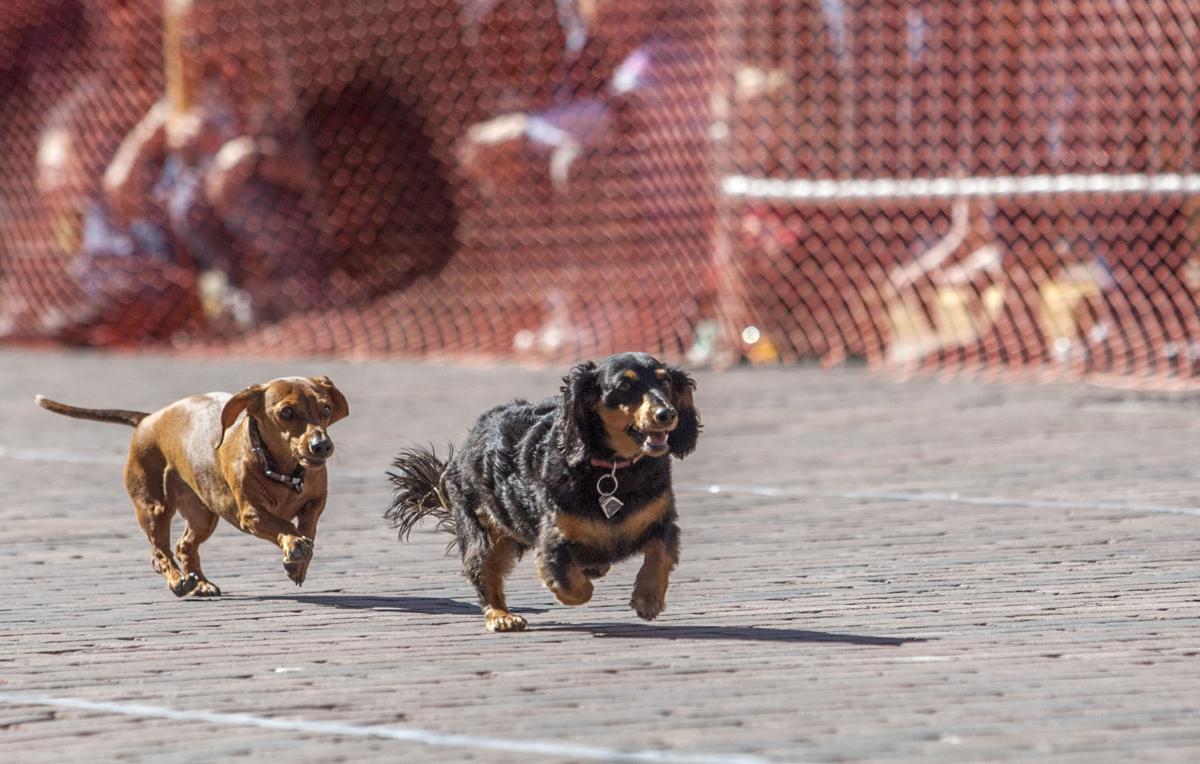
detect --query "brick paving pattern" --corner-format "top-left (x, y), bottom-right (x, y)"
top-left (2, 350), bottom-right (1199, 762)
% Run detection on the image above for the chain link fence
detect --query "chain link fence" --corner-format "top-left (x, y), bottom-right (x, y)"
top-left (2, 1), bottom-right (1197, 382)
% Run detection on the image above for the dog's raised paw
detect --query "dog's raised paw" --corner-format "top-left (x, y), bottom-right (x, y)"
top-left (484, 610), bottom-right (528, 633)
top-left (630, 590), bottom-right (665, 621)
top-left (284, 560), bottom-right (308, 586)
top-left (171, 572), bottom-right (200, 598)
top-left (283, 536), bottom-right (314, 563)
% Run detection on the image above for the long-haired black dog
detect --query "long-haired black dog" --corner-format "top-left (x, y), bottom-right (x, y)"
top-left (386, 352), bottom-right (700, 632)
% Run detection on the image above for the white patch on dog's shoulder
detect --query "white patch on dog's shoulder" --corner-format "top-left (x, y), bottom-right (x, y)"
top-left (185, 393), bottom-right (236, 467)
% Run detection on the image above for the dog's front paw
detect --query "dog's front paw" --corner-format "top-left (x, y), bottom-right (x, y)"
top-left (282, 536), bottom-right (314, 563)
top-left (191, 580), bottom-right (222, 597)
top-left (484, 609), bottom-right (528, 633)
top-left (170, 572), bottom-right (200, 598)
top-left (630, 588), bottom-right (665, 621)
top-left (284, 559), bottom-right (310, 586)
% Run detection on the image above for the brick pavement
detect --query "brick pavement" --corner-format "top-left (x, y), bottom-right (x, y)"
top-left (2, 349), bottom-right (1199, 762)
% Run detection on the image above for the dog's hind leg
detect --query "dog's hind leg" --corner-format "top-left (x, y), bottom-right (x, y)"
top-left (465, 532), bottom-right (527, 632)
top-left (139, 501), bottom-right (198, 597)
top-left (174, 494), bottom-right (221, 597)
top-left (127, 456), bottom-right (198, 597)
top-left (168, 468), bottom-right (221, 596)
top-left (175, 512), bottom-right (220, 596)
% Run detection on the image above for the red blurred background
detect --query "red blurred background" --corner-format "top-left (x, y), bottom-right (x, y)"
top-left (1, 1), bottom-right (1197, 384)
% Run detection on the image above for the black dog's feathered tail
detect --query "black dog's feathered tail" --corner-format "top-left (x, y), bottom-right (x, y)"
top-left (386, 445), bottom-right (458, 549)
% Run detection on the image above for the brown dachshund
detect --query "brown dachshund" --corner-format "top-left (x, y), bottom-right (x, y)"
top-left (36, 377), bottom-right (348, 597)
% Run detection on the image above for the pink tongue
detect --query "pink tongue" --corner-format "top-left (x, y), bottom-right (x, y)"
top-left (647, 431), bottom-right (669, 447)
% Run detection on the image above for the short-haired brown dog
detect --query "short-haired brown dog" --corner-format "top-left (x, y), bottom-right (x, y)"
top-left (36, 377), bottom-right (348, 597)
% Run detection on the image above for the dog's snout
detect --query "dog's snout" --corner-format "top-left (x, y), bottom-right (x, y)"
top-left (654, 406), bottom-right (677, 426)
top-left (309, 434), bottom-right (334, 457)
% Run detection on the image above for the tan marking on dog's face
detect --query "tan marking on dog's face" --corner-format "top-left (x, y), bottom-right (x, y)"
top-left (631, 396), bottom-right (662, 432)
top-left (555, 492), bottom-right (670, 550)
top-left (596, 402), bottom-right (641, 458)
top-left (596, 395), bottom-right (674, 458)
top-left (593, 356), bottom-right (680, 458)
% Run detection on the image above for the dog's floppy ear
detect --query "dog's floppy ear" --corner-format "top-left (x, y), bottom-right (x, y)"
top-left (557, 361), bottom-right (599, 467)
top-left (313, 375), bottom-right (350, 424)
top-left (216, 383), bottom-right (266, 449)
top-left (667, 366), bottom-right (701, 459)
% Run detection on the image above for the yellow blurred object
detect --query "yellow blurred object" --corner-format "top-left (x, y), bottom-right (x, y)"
top-left (885, 284), bottom-right (1006, 365)
top-left (51, 210), bottom-right (81, 254)
top-left (1038, 264), bottom-right (1103, 352)
top-left (745, 332), bottom-right (780, 365)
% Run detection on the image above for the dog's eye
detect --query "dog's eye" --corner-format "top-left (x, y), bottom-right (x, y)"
top-left (279, 406), bottom-right (294, 421)
top-left (617, 380), bottom-right (632, 392)
top-left (321, 404), bottom-right (331, 418)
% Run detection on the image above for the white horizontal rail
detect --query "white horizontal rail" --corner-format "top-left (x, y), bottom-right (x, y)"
top-left (722, 173), bottom-right (1200, 201)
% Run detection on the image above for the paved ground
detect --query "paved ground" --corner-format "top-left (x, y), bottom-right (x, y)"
top-left (2, 349), bottom-right (1200, 762)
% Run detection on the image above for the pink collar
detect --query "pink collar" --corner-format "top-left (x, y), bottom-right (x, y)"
top-left (589, 454), bottom-right (643, 470)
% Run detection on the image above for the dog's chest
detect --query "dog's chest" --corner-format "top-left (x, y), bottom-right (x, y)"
top-left (245, 471), bottom-right (325, 520)
top-left (555, 492), bottom-right (669, 550)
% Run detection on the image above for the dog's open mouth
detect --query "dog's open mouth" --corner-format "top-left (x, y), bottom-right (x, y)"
top-left (629, 427), bottom-right (671, 456)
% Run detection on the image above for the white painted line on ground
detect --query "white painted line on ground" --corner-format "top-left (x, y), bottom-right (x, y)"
top-left (834, 490), bottom-right (1200, 516)
top-left (0, 692), bottom-right (774, 764)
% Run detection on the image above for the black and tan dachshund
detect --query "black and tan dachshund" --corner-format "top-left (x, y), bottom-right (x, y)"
top-left (386, 352), bottom-right (701, 632)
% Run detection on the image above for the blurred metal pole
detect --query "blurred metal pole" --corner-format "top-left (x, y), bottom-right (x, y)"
top-left (163, 0), bottom-right (199, 150)
top-left (710, 0), bottom-right (750, 368)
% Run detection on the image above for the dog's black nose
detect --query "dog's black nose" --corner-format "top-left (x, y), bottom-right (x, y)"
top-left (309, 435), bottom-right (334, 457)
top-left (654, 406), bottom-right (677, 426)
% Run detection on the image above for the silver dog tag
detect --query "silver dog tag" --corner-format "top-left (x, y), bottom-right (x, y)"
top-left (596, 470), bottom-right (623, 518)
top-left (600, 494), bottom-right (624, 518)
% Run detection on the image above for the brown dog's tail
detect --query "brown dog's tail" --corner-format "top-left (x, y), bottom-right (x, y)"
top-left (35, 395), bottom-right (148, 427)
top-left (386, 445), bottom-right (458, 547)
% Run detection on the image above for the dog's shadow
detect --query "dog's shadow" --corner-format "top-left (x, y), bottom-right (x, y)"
top-left (246, 595), bottom-right (922, 645)
top-left (539, 622), bottom-right (926, 646)
top-left (245, 593), bottom-right (550, 615)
